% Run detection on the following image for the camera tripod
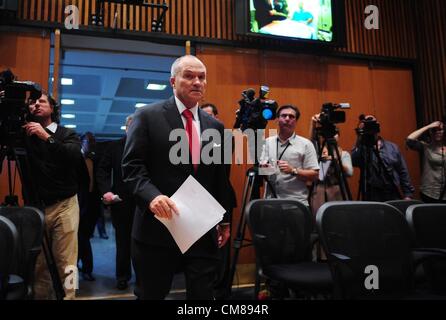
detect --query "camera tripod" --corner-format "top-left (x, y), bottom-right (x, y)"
top-left (312, 135), bottom-right (352, 202)
top-left (227, 165), bottom-right (277, 297)
top-left (0, 140), bottom-right (66, 300)
top-left (356, 138), bottom-right (402, 201)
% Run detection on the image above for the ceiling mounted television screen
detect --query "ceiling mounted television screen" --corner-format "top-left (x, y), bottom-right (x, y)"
top-left (236, 0), bottom-right (345, 45)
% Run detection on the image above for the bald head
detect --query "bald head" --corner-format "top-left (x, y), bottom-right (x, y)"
top-left (170, 55), bottom-right (207, 109)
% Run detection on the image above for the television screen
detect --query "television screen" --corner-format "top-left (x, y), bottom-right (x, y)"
top-left (246, 0), bottom-right (339, 43)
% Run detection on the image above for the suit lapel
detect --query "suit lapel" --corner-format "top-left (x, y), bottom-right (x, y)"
top-left (162, 96), bottom-right (184, 131)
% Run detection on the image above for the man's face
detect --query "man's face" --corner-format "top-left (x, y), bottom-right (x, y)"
top-left (278, 108), bottom-right (297, 132)
top-left (202, 106), bottom-right (216, 118)
top-left (170, 57), bottom-right (207, 108)
top-left (29, 94), bottom-right (53, 120)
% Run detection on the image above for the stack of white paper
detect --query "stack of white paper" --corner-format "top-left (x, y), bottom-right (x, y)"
top-left (155, 175), bottom-right (226, 253)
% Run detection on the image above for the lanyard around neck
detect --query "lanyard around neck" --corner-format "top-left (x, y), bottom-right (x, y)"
top-left (276, 139), bottom-right (291, 161)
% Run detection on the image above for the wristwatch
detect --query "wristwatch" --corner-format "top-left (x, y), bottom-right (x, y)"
top-left (46, 136), bottom-right (56, 144)
top-left (292, 167), bottom-right (299, 176)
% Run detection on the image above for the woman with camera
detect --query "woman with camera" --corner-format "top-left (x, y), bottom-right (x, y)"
top-left (406, 120), bottom-right (446, 203)
top-left (309, 114), bottom-right (354, 217)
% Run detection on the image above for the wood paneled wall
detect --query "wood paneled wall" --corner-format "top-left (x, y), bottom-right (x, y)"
top-left (17, 0), bottom-right (417, 58)
top-left (15, 0), bottom-right (445, 123)
top-left (197, 46), bottom-right (420, 272)
top-left (0, 31), bottom-right (51, 205)
top-left (414, 0), bottom-right (446, 124)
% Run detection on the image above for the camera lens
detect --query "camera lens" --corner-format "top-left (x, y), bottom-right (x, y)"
top-left (262, 109), bottom-right (273, 120)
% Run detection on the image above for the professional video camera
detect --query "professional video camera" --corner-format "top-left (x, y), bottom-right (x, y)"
top-left (233, 85), bottom-right (278, 131)
top-left (355, 114), bottom-right (380, 147)
top-left (0, 69), bottom-right (42, 146)
top-left (316, 102), bottom-right (350, 138)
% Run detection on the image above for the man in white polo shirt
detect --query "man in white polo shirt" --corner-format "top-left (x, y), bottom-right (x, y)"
top-left (261, 104), bottom-right (319, 206)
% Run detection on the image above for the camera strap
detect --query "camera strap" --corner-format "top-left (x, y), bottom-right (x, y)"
top-left (276, 139), bottom-right (291, 161)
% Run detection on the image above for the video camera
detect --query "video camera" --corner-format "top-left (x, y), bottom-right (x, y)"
top-left (233, 85), bottom-right (278, 131)
top-left (316, 102), bottom-right (350, 138)
top-left (0, 69), bottom-right (42, 146)
top-left (355, 114), bottom-right (381, 147)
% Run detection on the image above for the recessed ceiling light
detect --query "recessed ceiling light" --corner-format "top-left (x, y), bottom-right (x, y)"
top-left (64, 124), bottom-right (77, 129)
top-left (135, 103), bottom-right (146, 108)
top-left (61, 99), bottom-right (75, 105)
top-left (61, 78), bottom-right (73, 85)
top-left (120, 126), bottom-right (126, 130)
top-left (146, 83), bottom-right (167, 91)
top-left (62, 114), bottom-right (75, 119)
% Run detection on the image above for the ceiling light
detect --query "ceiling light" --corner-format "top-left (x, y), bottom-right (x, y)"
top-left (146, 83), bottom-right (167, 91)
top-left (62, 114), bottom-right (75, 119)
top-left (120, 126), bottom-right (127, 130)
top-left (61, 78), bottom-right (73, 85)
top-left (135, 103), bottom-right (146, 108)
top-left (64, 124), bottom-right (77, 129)
top-left (61, 99), bottom-right (75, 105)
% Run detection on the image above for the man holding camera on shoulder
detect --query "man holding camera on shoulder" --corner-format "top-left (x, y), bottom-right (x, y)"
top-left (261, 104), bottom-right (319, 206)
top-left (23, 92), bottom-right (84, 299)
top-left (351, 115), bottom-right (414, 202)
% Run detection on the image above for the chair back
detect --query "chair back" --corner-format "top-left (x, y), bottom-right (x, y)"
top-left (246, 199), bottom-right (313, 269)
top-left (0, 206), bottom-right (44, 297)
top-left (386, 199), bottom-right (424, 216)
top-left (406, 204), bottom-right (446, 249)
top-left (316, 201), bottom-right (414, 298)
top-left (0, 216), bottom-right (19, 300)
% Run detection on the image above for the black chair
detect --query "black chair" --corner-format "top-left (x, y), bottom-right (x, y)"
top-left (246, 199), bottom-right (332, 299)
top-left (386, 200), bottom-right (424, 216)
top-left (0, 206), bottom-right (45, 299)
top-left (316, 201), bottom-right (415, 299)
top-left (406, 204), bottom-right (446, 293)
top-left (0, 216), bottom-right (19, 300)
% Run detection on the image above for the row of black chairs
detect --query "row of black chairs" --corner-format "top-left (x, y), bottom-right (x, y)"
top-left (0, 207), bottom-right (44, 300)
top-left (246, 199), bottom-right (446, 299)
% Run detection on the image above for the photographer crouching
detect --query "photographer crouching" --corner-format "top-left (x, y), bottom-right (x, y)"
top-left (351, 115), bottom-right (415, 202)
top-left (23, 92), bottom-right (84, 299)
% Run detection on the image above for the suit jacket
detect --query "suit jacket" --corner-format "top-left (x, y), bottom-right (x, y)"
top-left (122, 97), bottom-right (231, 254)
top-left (96, 137), bottom-right (133, 200)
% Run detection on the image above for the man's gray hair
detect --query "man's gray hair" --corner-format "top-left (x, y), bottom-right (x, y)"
top-left (170, 55), bottom-right (203, 78)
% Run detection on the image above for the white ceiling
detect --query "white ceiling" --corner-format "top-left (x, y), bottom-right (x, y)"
top-left (49, 34), bottom-right (184, 140)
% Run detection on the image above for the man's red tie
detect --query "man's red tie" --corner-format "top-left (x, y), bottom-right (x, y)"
top-left (182, 109), bottom-right (200, 172)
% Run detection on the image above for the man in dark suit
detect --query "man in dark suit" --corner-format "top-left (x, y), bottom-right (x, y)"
top-left (96, 115), bottom-right (135, 290)
top-left (122, 55), bottom-right (231, 300)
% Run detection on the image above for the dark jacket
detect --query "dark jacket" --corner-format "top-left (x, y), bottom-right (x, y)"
top-left (27, 125), bottom-right (84, 205)
top-left (122, 97), bottom-right (232, 252)
top-left (96, 137), bottom-right (133, 200)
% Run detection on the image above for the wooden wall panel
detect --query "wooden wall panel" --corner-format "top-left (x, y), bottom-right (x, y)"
top-left (198, 46), bottom-right (419, 283)
top-left (414, 0), bottom-right (446, 124)
top-left (0, 31), bottom-right (51, 206)
top-left (18, 0), bottom-right (419, 59)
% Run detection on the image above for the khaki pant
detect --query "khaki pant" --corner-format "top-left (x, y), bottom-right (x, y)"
top-left (33, 195), bottom-right (79, 300)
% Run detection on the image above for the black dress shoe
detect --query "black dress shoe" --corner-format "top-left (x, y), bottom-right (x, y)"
top-left (82, 273), bottom-right (96, 281)
top-left (117, 280), bottom-right (128, 290)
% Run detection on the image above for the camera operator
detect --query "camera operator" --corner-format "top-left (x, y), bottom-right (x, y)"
top-left (309, 113), bottom-right (353, 216)
top-left (261, 105), bottom-right (319, 206)
top-left (23, 92), bottom-right (84, 299)
top-left (351, 115), bottom-right (414, 202)
top-left (406, 119), bottom-right (446, 203)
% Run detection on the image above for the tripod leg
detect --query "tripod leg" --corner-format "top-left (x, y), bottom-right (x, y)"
top-left (227, 170), bottom-right (256, 297)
